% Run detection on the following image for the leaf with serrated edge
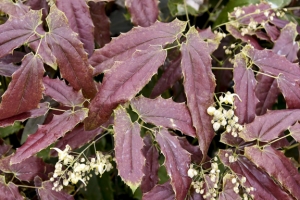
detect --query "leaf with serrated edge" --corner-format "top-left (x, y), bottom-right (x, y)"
top-left (90, 19), bottom-right (186, 75)
top-left (45, 5), bottom-right (97, 99)
top-left (85, 45), bottom-right (167, 130)
top-left (239, 109), bottom-right (300, 142)
top-left (245, 145), bottom-right (300, 199)
top-left (0, 53), bottom-right (44, 120)
top-left (0, 9), bottom-right (41, 58)
top-left (57, 0), bottom-right (94, 56)
top-left (156, 128), bottom-right (191, 200)
top-left (0, 175), bottom-right (23, 200)
top-left (218, 174), bottom-right (241, 200)
top-left (143, 181), bottom-right (175, 200)
top-left (218, 149), bottom-right (292, 200)
top-left (180, 27), bottom-right (216, 157)
top-left (277, 75), bottom-right (300, 109)
top-left (10, 109), bottom-right (88, 164)
top-left (125, 0), bottom-right (158, 27)
top-left (43, 77), bottom-right (86, 107)
top-left (131, 96), bottom-right (196, 137)
top-left (233, 53), bottom-right (258, 124)
top-left (114, 106), bottom-right (144, 192)
top-left (289, 122), bottom-right (300, 142)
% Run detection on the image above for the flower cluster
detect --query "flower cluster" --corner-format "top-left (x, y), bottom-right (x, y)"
top-left (50, 145), bottom-right (113, 191)
top-left (207, 92), bottom-right (244, 137)
top-left (229, 174), bottom-right (255, 199)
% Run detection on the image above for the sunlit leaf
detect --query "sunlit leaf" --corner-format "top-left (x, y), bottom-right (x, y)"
top-left (90, 19), bottom-right (186, 75)
top-left (245, 145), bottom-right (300, 199)
top-left (218, 174), bottom-right (242, 200)
top-left (45, 5), bottom-right (97, 99)
top-left (289, 122), bottom-right (300, 142)
top-left (114, 106), bottom-right (144, 192)
top-left (0, 175), bottom-right (23, 200)
top-left (10, 109), bottom-right (88, 164)
top-left (143, 181), bottom-right (175, 200)
top-left (180, 27), bottom-right (216, 157)
top-left (56, 0), bottom-right (94, 56)
top-left (85, 45), bottom-right (167, 130)
top-left (125, 0), bottom-right (159, 27)
top-left (0, 53), bottom-right (44, 120)
top-left (0, 62), bottom-right (19, 76)
top-left (0, 0), bottom-right (29, 17)
top-left (277, 75), bottom-right (300, 109)
top-left (156, 128), bottom-right (191, 200)
top-left (131, 96), bottom-right (196, 137)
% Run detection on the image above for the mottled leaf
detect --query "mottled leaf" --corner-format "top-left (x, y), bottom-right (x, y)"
top-left (245, 145), bottom-right (300, 199)
top-left (45, 5), bottom-right (97, 99)
top-left (178, 138), bottom-right (203, 164)
top-left (0, 175), bottom-right (23, 200)
top-left (218, 174), bottom-right (242, 200)
top-left (143, 181), bottom-right (175, 200)
top-left (56, 0), bottom-right (94, 56)
top-left (89, 1), bottom-right (110, 48)
top-left (90, 19), bottom-right (186, 75)
top-left (85, 46), bottom-right (166, 130)
top-left (277, 75), bottom-right (300, 109)
top-left (233, 53), bottom-right (258, 124)
top-left (219, 149), bottom-right (292, 200)
top-left (156, 128), bottom-right (191, 200)
top-left (0, 53), bottom-right (44, 120)
top-left (141, 134), bottom-right (159, 193)
top-left (0, 9), bottom-right (42, 58)
top-left (0, 0), bottom-right (29, 17)
top-left (0, 62), bottom-right (19, 76)
top-left (289, 122), bottom-right (300, 142)
top-left (114, 106), bottom-right (144, 192)
top-left (239, 109), bottom-right (300, 142)
top-left (131, 96), bottom-right (195, 137)
top-left (125, 0), bottom-right (159, 27)
top-left (180, 27), bottom-right (216, 157)
top-left (10, 109), bottom-right (88, 164)
top-left (43, 77), bottom-right (86, 107)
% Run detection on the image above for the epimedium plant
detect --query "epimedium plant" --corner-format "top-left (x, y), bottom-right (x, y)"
top-left (0, 0), bottom-right (299, 199)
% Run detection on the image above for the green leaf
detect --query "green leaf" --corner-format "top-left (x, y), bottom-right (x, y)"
top-left (0, 121), bottom-right (22, 138)
top-left (266, 0), bottom-right (291, 8)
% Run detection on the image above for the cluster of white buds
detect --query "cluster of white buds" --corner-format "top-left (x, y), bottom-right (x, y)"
top-left (229, 174), bottom-right (255, 199)
top-left (214, 30), bottom-right (226, 39)
top-left (223, 43), bottom-right (237, 55)
top-left (207, 92), bottom-right (244, 137)
top-left (50, 145), bottom-right (113, 191)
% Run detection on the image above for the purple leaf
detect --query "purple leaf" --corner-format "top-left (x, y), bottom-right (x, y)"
top-left (289, 122), bottom-right (300, 142)
top-left (125, 0), bottom-right (159, 27)
top-left (220, 131), bottom-right (245, 147)
top-left (239, 109), bottom-right (300, 142)
top-left (245, 145), bottom-right (300, 199)
top-left (143, 181), bottom-right (175, 200)
top-left (0, 9), bottom-right (42, 58)
top-left (218, 174), bottom-right (242, 200)
top-left (0, 62), bottom-right (19, 76)
top-left (85, 45), bottom-right (167, 130)
top-left (56, 0), bottom-right (94, 56)
top-left (277, 75), bottom-right (300, 109)
top-left (0, 53), bottom-right (44, 120)
top-left (141, 134), bottom-right (159, 193)
top-left (198, 27), bottom-right (221, 53)
top-left (0, 51), bottom-right (25, 64)
top-left (233, 53), bottom-right (258, 124)
top-left (264, 23), bottom-right (280, 41)
top-left (131, 96), bottom-right (196, 137)
top-left (180, 27), bottom-right (216, 157)
top-left (178, 138), bottom-right (203, 164)
top-left (0, 175), bottom-right (23, 200)
top-left (43, 77), bottom-right (86, 107)
top-left (114, 106), bottom-right (144, 192)
top-left (45, 5), bottom-right (97, 99)
top-left (0, 0), bottom-right (29, 17)
top-left (156, 128), bottom-right (191, 200)
top-left (90, 19), bottom-right (186, 75)
top-left (89, 1), bottom-right (110, 48)
top-left (10, 109), bottom-right (88, 164)
top-left (0, 139), bottom-right (11, 156)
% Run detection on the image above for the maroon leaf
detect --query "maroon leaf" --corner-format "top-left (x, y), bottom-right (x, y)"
top-left (0, 102), bottom-right (48, 128)
top-left (198, 27), bottom-right (221, 53)
top-left (245, 145), bottom-right (300, 199)
top-left (233, 53), bottom-right (258, 124)
top-left (114, 106), bottom-right (144, 192)
top-left (0, 62), bottom-right (19, 76)
top-left (219, 149), bottom-right (292, 200)
top-left (289, 122), bottom-right (300, 142)
top-left (85, 45), bottom-right (167, 130)
top-left (255, 74), bottom-right (280, 115)
top-left (89, 1), bottom-right (110, 48)
top-left (35, 177), bottom-right (74, 200)
top-left (0, 139), bottom-right (11, 156)
top-left (0, 9), bottom-right (42, 58)
top-left (150, 54), bottom-right (182, 98)
top-left (45, 5), bottom-right (97, 99)
top-left (90, 19), bottom-right (186, 75)
top-left (156, 128), bottom-right (191, 200)
top-left (180, 27), bottom-right (216, 157)
top-left (43, 77), bottom-right (86, 107)
top-left (0, 0), bottom-right (29, 17)
top-left (0, 175), bottom-right (23, 200)
top-left (239, 109), bottom-right (300, 142)
top-left (141, 134), bottom-right (159, 193)
top-left (0, 51), bottom-right (25, 64)
top-left (0, 53), bottom-right (44, 120)
top-left (277, 75), bottom-right (300, 109)
top-left (178, 138), bottom-right (203, 164)
top-left (220, 131), bottom-right (245, 147)
top-left (125, 0), bottom-right (159, 27)
top-left (263, 23), bottom-right (280, 41)
top-left (143, 181), bottom-right (175, 200)
top-left (218, 174), bottom-right (242, 200)
top-left (56, 0), bottom-right (94, 56)
top-left (131, 96), bottom-right (196, 137)
top-left (10, 109), bottom-right (88, 164)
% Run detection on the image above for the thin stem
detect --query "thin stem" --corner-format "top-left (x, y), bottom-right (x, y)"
top-left (284, 142), bottom-right (300, 150)
top-left (264, 133), bottom-right (291, 147)
top-left (15, 185), bottom-right (40, 189)
top-left (183, 0), bottom-right (191, 28)
top-left (252, 70), bottom-right (278, 79)
top-left (285, 7), bottom-right (300, 11)
top-left (212, 67), bottom-right (234, 70)
top-left (164, 44), bottom-right (180, 51)
top-left (211, 55), bottom-right (223, 66)
top-left (49, 107), bottom-right (68, 112)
